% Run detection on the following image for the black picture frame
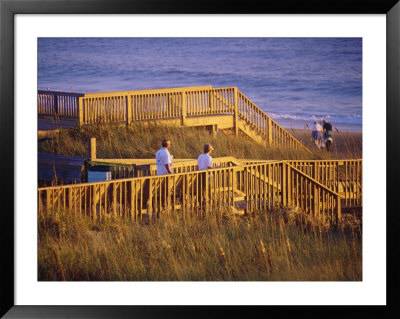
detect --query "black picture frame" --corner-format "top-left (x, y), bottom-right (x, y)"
top-left (1, 0), bottom-right (399, 318)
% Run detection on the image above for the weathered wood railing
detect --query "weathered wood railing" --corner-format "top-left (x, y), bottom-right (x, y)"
top-left (147, 156), bottom-right (240, 176)
top-left (86, 157), bottom-right (240, 179)
top-left (241, 159), bottom-right (362, 209)
top-left (78, 86), bottom-right (307, 150)
top-left (236, 91), bottom-right (307, 151)
top-left (38, 86), bottom-right (309, 150)
top-left (286, 159), bottom-right (362, 208)
top-left (79, 86), bottom-right (234, 125)
top-left (236, 162), bottom-right (341, 223)
top-left (38, 90), bottom-right (84, 119)
top-left (38, 161), bottom-right (343, 224)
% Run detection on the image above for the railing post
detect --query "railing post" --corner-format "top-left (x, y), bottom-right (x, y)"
top-left (287, 164), bottom-right (291, 206)
top-left (211, 124), bottom-right (218, 137)
top-left (92, 185), bottom-right (98, 222)
top-left (181, 92), bottom-right (186, 126)
top-left (244, 167), bottom-right (248, 214)
top-left (208, 89), bottom-right (214, 113)
top-left (53, 93), bottom-right (58, 116)
top-left (205, 172), bottom-right (209, 212)
top-left (234, 87), bottom-right (238, 136)
top-left (314, 162), bottom-right (318, 181)
top-left (232, 167), bottom-right (237, 199)
top-left (90, 138), bottom-right (96, 161)
top-left (282, 163), bottom-right (287, 207)
top-left (268, 117), bottom-right (272, 146)
top-left (126, 95), bottom-right (132, 125)
top-left (148, 179), bottom-right (153, 219)
top-left (46, 190), bottom-right (51, 214)
top-left (336, 195), bottom-right (341, 225)
top-left (313, 184), bottom-right (318, 218)
top-left (113, 183), bottom-right (117, 219)
top-left (78, 97), bottom-right (84, 126)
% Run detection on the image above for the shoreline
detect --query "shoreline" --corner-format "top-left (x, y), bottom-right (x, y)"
top-left (289, 128), bottom-right (362, 158)
top-left (283, 126), bottom-right (362, 133)
top-left (277, 118), bottom-right (362, 133)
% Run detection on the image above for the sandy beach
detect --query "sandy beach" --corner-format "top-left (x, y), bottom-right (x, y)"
top-left (288, 128), bottom-right (362, 158)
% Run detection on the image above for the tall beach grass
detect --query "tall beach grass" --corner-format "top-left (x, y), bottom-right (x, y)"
top-left (38, 207), bottom-right (361, 281)
top-left (38, 122), bottom-right (362, 161)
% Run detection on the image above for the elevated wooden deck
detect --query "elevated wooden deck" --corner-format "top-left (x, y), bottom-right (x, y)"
top-left (38, 154), bottom-right (362, 224)
top-left (38, 85), bottom-right (310, 152)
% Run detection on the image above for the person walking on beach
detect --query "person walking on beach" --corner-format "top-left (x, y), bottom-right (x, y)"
top-left (311, 120), bottom-right (323, 149)
top-left (156, 139), bottom-right (173, 175)
top-left (197, 143), bottom-right (214, 170)
top-left (322, 120), bottom-right (333, 152)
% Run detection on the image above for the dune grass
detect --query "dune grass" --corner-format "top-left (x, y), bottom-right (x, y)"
top-left (38, 123), bottom-right (349, 161)
top-left (38, 206), bottom-right (361, 281)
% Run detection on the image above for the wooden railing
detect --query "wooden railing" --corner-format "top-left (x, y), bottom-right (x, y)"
top-left (236, 91), bottom-right (308, 151)
top-left (86, 157), bottom-right (240, 179)
top-left (237, 162), bottom-right (341, 222)
top-left (38, 86), bottom-right (309, 151)
top-left (78, 86), bottom-right (235, 125)
top-left (38, 90), bottom-right (84, 119)
top-left (286, 159), bottom-right (362, 208)
top-left (288, 164), bottom-right (342, 222)
top-left (74, 86), bottom-right (308, 150)
top-left (38, 161), bottom-right (343, 224)
top-left (147, 156), bottom-right (240, 176)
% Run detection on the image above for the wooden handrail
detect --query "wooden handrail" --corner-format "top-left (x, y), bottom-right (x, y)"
top-left (38, 90), bottom-right (84, 119)
top-left (38, 160), bottom-right (348, 224)
top-left (38, 90), bottom-right (85, 97)
top-left (40, 85), bottom-right (311, 151)
top-left (237, 90), bottom-right (310, 152)
top-left (238, 158), bottom-right (362, 210)
top-left (286, 159), bottom-right (362, 208)
top-left (285, 163), bottom-right (342, 223)
top-left (83, 85), bottom-right (213, 97)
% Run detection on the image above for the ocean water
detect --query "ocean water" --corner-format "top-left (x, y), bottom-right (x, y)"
top-left (38, 38), bottom-right (362, 131)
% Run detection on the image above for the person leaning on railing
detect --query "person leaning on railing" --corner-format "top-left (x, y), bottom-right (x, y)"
top-left (196, 143), bottom-right (214, 171)
top-left (196, 143), bottom-right (214, 208)
top-left (156, 139), bottom-right (173, 175)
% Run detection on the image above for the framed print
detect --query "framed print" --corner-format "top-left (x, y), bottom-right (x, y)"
top-left (1, 0), bottom-right (399, 318)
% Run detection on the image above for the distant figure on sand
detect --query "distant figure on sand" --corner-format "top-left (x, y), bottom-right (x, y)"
top-left (322, 120), bottom-right (333, 152)
top-left (197, 144), bottom-right (214, 170)
top-left (156, 139), bottom-right (173, 175)
top-left (311, 120), bottom-right (323, 149)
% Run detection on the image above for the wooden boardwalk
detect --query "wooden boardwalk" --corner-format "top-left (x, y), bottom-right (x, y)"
top-left (37, 86), bottom-right (361, 224)
top-left (38, 85), bottom-right (310, 152)
top-left (38, 156), bottom-right (362, 225)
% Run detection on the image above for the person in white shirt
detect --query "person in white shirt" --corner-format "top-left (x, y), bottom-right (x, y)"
top-left (155, 139), bottom-right (173, 175)
top-left (197, 144), bottom-right (214, 209)
top-left (311, 121), bottom-right (323, 149)
top-left (197, 143), bottom-right (214, 170)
